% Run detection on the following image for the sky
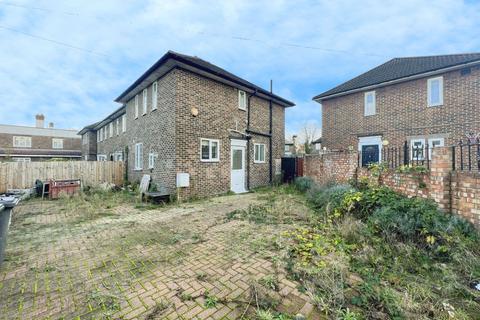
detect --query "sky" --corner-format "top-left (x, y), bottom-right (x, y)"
top-left (1, 0), bottom-right (479, 140)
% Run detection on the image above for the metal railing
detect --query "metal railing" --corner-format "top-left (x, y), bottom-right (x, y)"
top-left (452, 139), bottom-right (480, 171)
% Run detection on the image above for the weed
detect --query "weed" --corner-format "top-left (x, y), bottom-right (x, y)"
top-left (145, 300), bottom-right (171, 319)
top-left (203, 290), bottom-right (218, 308)
top-left (259, 275), bottom-right (280, 291)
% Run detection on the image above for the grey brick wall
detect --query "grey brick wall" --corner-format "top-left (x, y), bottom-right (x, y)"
top-left (321, 65), bottom-right (480, 149)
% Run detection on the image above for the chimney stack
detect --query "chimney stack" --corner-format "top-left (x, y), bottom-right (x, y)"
top-left (48, 122), bottom-right (54, 128)
top-left (35, 114), bottom-right (45, 128)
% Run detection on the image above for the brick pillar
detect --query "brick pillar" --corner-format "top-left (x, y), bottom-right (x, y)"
top-left (429, 147), bottom-right (453, 211)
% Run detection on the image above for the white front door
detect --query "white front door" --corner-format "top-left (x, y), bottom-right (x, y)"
top-left (230, 140), bottom-right (247, 193)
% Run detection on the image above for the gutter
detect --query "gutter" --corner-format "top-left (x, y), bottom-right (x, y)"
top-left (246, 90), bottom-right (258, 190)
top-left (269, 80), bottom-right (273, 185)
top-left (314, 60), bottom-right (480, 102)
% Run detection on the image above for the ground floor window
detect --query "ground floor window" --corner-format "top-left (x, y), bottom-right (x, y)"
top-left (135, 143), bottom-right (143, 170)
top-left (13, 157), bottom-right (31, 163)
top-left (97, 155), bottom-right (107, 161)
top-left (410, 137), bottom-right (444, 160)
top-left (200, 138), bottom-right (220, 162)
top-left (113, 151), bottom-right (123, 161)
top-left (148, 152), bottom-right (158, 169)
top-left (254, 143), bottom-right (266, 163)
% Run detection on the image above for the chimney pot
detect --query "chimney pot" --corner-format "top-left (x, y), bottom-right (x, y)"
top-left (35, 114), bottom-right (45, 128)
top-left (48, 122), bottom-right (54, 128)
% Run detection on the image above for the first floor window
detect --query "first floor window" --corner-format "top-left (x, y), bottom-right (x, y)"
top-left (428, 76), bottom-right (443, 107)
top-left (97, 155), bottom-right (107, 161)
top-left (13, 136), bottom-right (32, 148)
top-left (200, 139), bottom-right (219, 162)
top-left (142, 88), bottom-right (148, 115)
top-left (152, 81), bottom-right (158, 110)
top-left (238, 90), bottom-right (247, 110)
top-left (116, 118), bottom-right (120, 135)
top-left (122, 114), bottom-right (127, 132)
top-left (109, 123), bottom-right (113, 138)
top-left (135, 143), bottom-right (143, 170)
top-left (254, 143), bottom-right (266, 163)
top-left (364, 91), bottom-right (376, 116)
top-left (410, 139), bottom-right (425, 160)
top-left (148, 152), bottom-right (158, 169)
top-left (284, 145), bottom-right (290, 152)
top-left (52, 138), bottom-right (63, 149)
top-left (134, 95), bottom-right (139, 119)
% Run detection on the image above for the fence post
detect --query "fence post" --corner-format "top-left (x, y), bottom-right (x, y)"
top-left (403, 140), bottom-right (409, 166)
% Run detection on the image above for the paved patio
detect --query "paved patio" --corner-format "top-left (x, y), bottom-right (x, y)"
top-left (0, 192), bottom-right (318, 319)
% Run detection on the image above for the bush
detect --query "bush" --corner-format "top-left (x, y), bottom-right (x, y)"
top-left (294, 177), bottom-right (315, 192)
top-left (306, 184), bottom-right (355, 213)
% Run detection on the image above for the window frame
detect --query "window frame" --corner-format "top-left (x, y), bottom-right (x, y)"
top-left (148, 152), bottom-right (158, 169)
top-left (238, 90), bottom-right (247, 111)
top-left (200, 138), bottom-right (220, 162)
top-left (410, 138), bottom-right (426, 160)
top-left (134, 95), bottom-right (139, 119)
top-left (364, 91), bottom-right (376, 116)
top-left (428, 137), bottom-right (445, 159)
top-left (113, 151), bottom-right (123, 161)
top-left (152, 81), bottom-right (158, 111)
top-left (97, 154), bottom-right (107, 161)
top-left (134, 143), bottom-right (143, 170)
top-left (13, 136), bottom-right (32, 148)
top-left (52, 138), bottom-right (64, 149)
top-left (254, 143), bottom-right (266, 163)
top-left (13, 157), bottom-right (31, 163)
top-left (142, 88), bottom-right (148, 115)
top-left (427, 76), bottom-right (444, 107)
top-left (109, 122), bottom-right (113, 138)
top-left (116, 118), bottom-right (120, 136)
top-left (122, 114), bottom-right (126, 133)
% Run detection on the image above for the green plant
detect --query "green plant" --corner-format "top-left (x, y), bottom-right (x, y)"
top-left (259, 275), bottom-right (280, 291)
top-left (203, 290), bottom-right (218, 308)
top-left (294, 177), bottom-right (315, 192)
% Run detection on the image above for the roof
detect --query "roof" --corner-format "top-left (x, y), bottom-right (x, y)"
top-left (0, 124), bottom-right (80, 139)
top-left (78, 106), bottom-right (126, 135)
top-left (314, 53), bottom-right (480, 101)
top-left (312, 137), bottom-right (322, 144)
top-left (115, 51), bottom-right (295, 107)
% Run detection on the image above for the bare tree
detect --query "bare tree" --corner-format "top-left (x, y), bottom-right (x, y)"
top-left (301, 122), bottom-right (320, 154)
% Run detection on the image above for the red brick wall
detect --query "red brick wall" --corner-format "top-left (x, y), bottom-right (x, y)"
top-left (305, 147), bottom-right (480, 228)
top-left (303, 151), bottom-right (358, 185)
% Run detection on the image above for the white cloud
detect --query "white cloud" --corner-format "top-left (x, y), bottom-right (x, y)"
top-left (0, 0), bottom-right (479, 132)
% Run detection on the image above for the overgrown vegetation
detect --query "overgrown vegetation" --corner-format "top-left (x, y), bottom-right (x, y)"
top-left (280, 177), bottom-right (480, 319)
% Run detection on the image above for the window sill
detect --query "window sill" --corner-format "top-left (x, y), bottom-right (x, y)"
top-left (254, 161), bottom-right (266, 164)
top-left (200, 159), bottom-right (220, 163)
top-left (134, 168), bottom-right (143, 171)
top-left (151, 108), bottom-right (158, 112)
top-left (428, 103), bottom-right (443, 107)
top-left (364, 113), bottom-right (376, 117)
top-left (238, 107), bottom-right (247, 112)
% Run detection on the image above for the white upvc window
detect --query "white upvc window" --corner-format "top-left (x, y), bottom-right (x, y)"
top-left (152, 82), bottom-right (158, 111)
top-left (427, 76), bottom-right (443, 107)
top-left (364, 91), bottom-right (376, 116)
top-left (410, 139), bottom-right (426, 160)
top-left (104, 127), bottom-right (107, 140)
top-left (200, 138), bottom-right (220, 162)
top-left (428, 137), bottom-right (445, 159)
top-left (116, 118), bottom-right (120, 136)
top-left (52, 138), bottom-right (63, 149)
top-left (13, 157), bottom-right (31, 163)
top-left (254, 143), bottom-right (266, 163)
top-left (97, 155), bottom-right (107, 161)
top-left (134, 95), bottom-right (139, 119)
top-left (142, 88), bottom-right (147, 115)
top-left (238, 90), bottom-right (247, 110)
top-left (285, 145), bottom-right (290, 152)
top-left (114, 151), bottom-right (123, 161)
top-left (109, 123), bottom-right (113, 138)
top-left (99, 129), bottom-right (102, 141)
top-left (148, 152), bottom-right (158, 169)
top-left (13, 136), bottom-right (32, 148)
top-left (134, 143), bottom-right (143, 170)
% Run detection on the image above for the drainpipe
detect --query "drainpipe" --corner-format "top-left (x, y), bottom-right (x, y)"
top-left (269, 80), bottom-right (273, 185)
top-left (246, 90), bottom-right (257, 190)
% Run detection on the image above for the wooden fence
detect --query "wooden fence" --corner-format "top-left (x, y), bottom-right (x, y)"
top-left (0, 161), bottom-right (125, 193)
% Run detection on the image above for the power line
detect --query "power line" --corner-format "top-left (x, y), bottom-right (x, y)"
top-left (0, 1), bottom-right (79, 16)
top-left (0, 25), bottom-right (109, 57)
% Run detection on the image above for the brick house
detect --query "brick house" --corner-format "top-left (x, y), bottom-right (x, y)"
top-left (79, 51), bottom-right (294, 197)
top-left (313, 53), bottom-right (480, 166)
top-left (0, 114), bottom-right (81, 162)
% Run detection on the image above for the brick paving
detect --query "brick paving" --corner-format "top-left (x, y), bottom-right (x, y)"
top-left (0, 193), bottom-right (318, 319)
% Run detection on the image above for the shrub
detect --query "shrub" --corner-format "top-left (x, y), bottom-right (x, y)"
top-left (306, 184), bottom-right (355, 213)
top-left (294, 177), bottom-right (315, 192)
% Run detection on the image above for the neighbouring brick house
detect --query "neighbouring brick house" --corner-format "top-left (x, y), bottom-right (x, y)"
top-left (314, 53), bottom-right (480, 166)
top-left (0, 114), bottom-right (81, 162)
top-left (79, 51), bottom-right (294, 197)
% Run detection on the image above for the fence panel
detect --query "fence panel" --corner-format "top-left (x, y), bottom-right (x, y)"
top-left (0, 161), bottom-right (125, 193)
